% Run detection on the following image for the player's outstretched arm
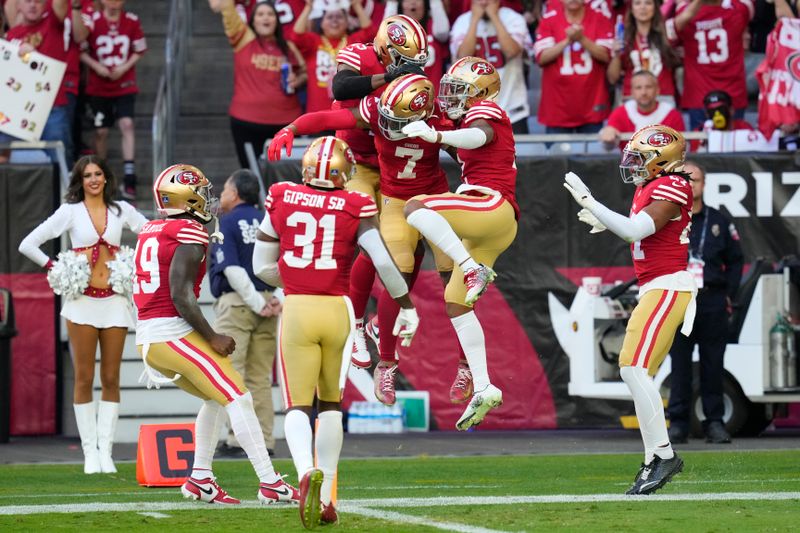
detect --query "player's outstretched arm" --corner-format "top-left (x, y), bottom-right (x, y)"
top-left (356, 217), bottom-right (419, 346)
top-left (171, 243), bottom-right (235, 355)
top-left (268, 108), bottom-right (362, 160)
top-left (402, 118), bottom-right (494, 149)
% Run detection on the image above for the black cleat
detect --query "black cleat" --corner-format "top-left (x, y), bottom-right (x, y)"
top-left (215, 442), bottom-right (248, 458)
top-left (627, 454), bottom-right (684, 495)
top-left (668, 424), bottom-right (688, 444)
top-left (705, 421), bottom-right (732, 444)
top-left (625, 462), bottom-right (648, 495)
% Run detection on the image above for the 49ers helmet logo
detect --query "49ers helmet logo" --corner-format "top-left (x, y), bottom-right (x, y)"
top-left (387, 24), bottom-right (407, 46)
top-left (176, 171), bottom-right (201, 185)
top-left (409, 91), bottom-right (429, 111)
top-left (471, 61), bottom-right (495, 75)
top-left (646, 132), bottom-right (674, 147)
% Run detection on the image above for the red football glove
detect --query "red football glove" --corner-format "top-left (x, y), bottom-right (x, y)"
top-left (268, 127), bottom-right (295, 161)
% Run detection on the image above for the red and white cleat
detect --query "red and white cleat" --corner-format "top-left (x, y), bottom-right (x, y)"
top-left (373, 361), bottom-right (398, 406)
top-left (464, 264), bottom-right (497, 306)
top-left (299, 468), bottom-right (323, 530)
top-left (449, 362), bottom-right (474, 404)
top-left (351, 321), bottom-right (371, 369)
top-left (258, 474), bottom-right (300, 504)
top-left (181, 476), bottom-right (241, 505)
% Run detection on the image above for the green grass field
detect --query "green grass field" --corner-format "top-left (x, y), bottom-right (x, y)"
top-left (1, 451), bottom-right (798, 531)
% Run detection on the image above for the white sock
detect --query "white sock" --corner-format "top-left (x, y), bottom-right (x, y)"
top-left (284, 409), bottom-right (314, 481)
top-left (315, 411), bottom-right (343, 506)
top-left (451, 311), bottom-right (490, 390)
top-left (406, 209), bottom-right (474, 268)
top-left (225, 392), bottom-right (279, 483)
top-left (620, 366), bottom-right (674, 463)
top-left (192, 400), bottom-right (225, 477)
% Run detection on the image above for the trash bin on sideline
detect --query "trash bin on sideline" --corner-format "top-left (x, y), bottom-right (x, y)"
top-left (0, 288), bottom-right (18, 443)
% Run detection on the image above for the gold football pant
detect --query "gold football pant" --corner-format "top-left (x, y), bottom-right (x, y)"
top-left (277, 295), bottom-right (354, 408)
top-left (140, 330), bottom-right (246, 405)
top-left (619, 289), bottom-right (692, 376)
top-left (410, 192), bottom-right (517, 306)
top-left (381, 195), bottom-right (452, 273)
top-left (345, 162), bottom-right (382, 208)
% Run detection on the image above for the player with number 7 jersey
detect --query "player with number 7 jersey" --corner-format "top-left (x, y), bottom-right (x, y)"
top-left (564, 124), bottom-right (695, 496)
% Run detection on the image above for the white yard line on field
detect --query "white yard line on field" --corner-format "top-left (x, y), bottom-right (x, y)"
top-left (342, 506), bottom-right (507, 533)
top-left (137, 512), bottom-right (171, 519)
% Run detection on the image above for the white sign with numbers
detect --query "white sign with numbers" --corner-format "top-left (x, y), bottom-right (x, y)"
top-left (0, 38), bottom-right (66, 142)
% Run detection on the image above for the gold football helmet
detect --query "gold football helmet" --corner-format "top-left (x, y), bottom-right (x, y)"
top-left (438, 56), bottom-right (501, 120)
top-left (374, 15), bottom-right (429, 70)
top-left (620, 125), bottom-right (686, 185)
top-left (378, 74), bottom-right (435, 140)
top-left (154, 164), bottom-right (215, 222)
top-left (302, 136), bottom-right (357, 189)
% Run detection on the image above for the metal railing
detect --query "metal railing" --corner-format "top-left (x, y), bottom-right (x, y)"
top-left (152, 0), bottom-right (193, 197)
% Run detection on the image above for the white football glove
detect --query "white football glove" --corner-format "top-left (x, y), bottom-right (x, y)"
top-left (563, 171), bottom-right (596, 209)
top-left (401, 121), bottom-right (439, 143)
top-left (393, 307), bottom-right (420, 347)
top-left (577, 208), bottom-right (607, 233)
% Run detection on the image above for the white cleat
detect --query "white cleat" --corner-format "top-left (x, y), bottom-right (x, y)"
top-left (351, 321), bottom-right (371, 368)
top-left (455, 384), bottom-right (503, 431)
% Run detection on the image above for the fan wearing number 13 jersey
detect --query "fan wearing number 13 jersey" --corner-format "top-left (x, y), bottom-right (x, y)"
top-left (563, 124), bottom-right (695, 496)
top-left (253, 136), bottom-right (419, 529)
top-left (133, 164), bottom-right (299, 506)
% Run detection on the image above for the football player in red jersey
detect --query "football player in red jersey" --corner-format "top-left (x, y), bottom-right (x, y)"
top-left (269, 74), bottom-right (460, 404)
top-left (72, 0), bottom-right (147, 200)
top-left (253, 137), bottom-right (419, 528)
top-left (399, 56), bottom-right (518, 430)
top-left (134, 165), bottom-right (299, 506)
top-left (564, 124), bottom-right (696, 495)
top-left (327, 13), bottom-right (429, 364)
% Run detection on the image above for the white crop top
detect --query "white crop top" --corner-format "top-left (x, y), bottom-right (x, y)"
top-left (18, 201), bottom-right (149, 267)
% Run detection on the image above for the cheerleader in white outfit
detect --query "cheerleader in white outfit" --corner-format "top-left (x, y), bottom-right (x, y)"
top-left (19, 155), bottom-right (148, 474)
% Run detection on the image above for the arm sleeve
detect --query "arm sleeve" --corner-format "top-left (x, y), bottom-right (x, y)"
top-left (223, 265), bottom-right (267, 313)
top-left (357, 228), bottom-right (408, 299)
top-left (438, 127), bottom-right (488, 149)
top-left (292, 108), bottom-right (358, 135)
top-left (18, 204), bottom-right (72, 267)
top-left (588, 202), bottom-right (656, 243)
top-left (121, 201), bottom-right (149, 233)
top-left (331, 69), bottom-right (376, 101)
top-left (253, 239), bottom-right (283, 288)
top-left (384, 0), bottom-right (398, 17)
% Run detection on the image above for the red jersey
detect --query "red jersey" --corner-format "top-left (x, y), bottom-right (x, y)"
top-left (289, 28), bottom-right (374, 113)
top-left (620, 37), bottom-right (676, 98)
top-left (265, 182), bottom-right (378, 296)
top-left (458, 101), bottom-right (519, 218)
top-left (134, 219), bottom-right (209, 320)
top-left (229, 38), bottom-right (302, 125)
top-left (358, 96), bottom-right (451, 200)
top-left (7, 8), bottom-right (68, 106)
top-left (62, 16), bottom-right (80, 96)
top-left (630, 175), bottom-right (693, 284)
top-left (534, 7), bottom-right (614, 127)
top-left (671, 0), bottom-right (753, 109)
top-left (82, 10), bottom-right (147, 97)
top-left (334, 42), bottom-right (387, 166)
top-left (607, 101), bottom-right (686, 150)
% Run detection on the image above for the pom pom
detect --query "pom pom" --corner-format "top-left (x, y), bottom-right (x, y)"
top-left (47, 251), bottom-right (91, 300)
top-left (107, 246), bottom-right (136, 299)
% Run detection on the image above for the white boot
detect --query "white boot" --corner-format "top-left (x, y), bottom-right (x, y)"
top-left (73, 402), bottom-right (101, 474)
top-left (97, 401), bottom-right (119, 474)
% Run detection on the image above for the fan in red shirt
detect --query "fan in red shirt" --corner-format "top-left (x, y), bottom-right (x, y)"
top-left (73, 0), bottom-right (146, 200)
top-left (253, 136), bottom-right (418, 528)
top-left (286, 0), bottom-right (375, 113)
top-left (667, 0), bottom-right (754, 129)
top-left (534, 0), bottom-right (614, 132)
top-left (599, 70), bottom-right (685, 151)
